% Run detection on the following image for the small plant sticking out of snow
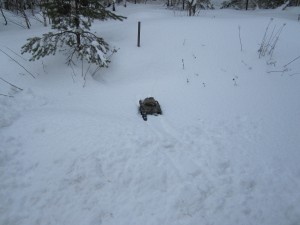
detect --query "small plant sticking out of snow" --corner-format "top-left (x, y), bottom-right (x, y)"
top-left (233, 76), bottom-right (238, 86)
top-left (258, 18), bottom-right (286, 59)
top-left (238, 25), bottom-right (243, 52)
top-left (267, 60), bottom-right (277, 67)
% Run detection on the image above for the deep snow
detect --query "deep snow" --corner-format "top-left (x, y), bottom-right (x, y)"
top-left (1, 3), bottom-right (300, 225)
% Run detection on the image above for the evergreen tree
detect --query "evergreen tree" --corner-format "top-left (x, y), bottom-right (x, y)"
top-left (21, 0), bottom-right (125, 67)
top-left (221, 0), bottom-right (287, 9)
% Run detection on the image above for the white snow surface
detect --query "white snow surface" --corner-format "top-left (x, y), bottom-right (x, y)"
top-left (1, 3), bottom-right (300, 225)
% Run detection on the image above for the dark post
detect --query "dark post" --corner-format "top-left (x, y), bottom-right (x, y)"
top-left (246, 0), bottom-right (249, 10)
top-left (137, 21), bottom-right (141, 47)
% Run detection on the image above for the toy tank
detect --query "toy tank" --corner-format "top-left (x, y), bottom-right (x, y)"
top-left (139, 97), bottom-right (162, 121)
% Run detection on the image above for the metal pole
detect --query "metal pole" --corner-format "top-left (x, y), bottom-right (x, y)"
top-left (137, 21), bottom-right (141, 47)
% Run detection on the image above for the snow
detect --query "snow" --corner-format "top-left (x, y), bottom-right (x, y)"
top-left (90, 40), bottom-right (108, 66)
top-left (1, 3), bottom-right (300, 225)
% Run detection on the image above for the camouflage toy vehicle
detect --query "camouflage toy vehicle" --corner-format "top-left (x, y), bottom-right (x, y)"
top-left (139, 97), bottom-right (162, 121)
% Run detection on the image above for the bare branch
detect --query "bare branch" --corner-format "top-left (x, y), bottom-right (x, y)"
top-left (0, 48), bottom-right (36, 79)
top-left (284, 55), bottom-right (300, 67)
top-left (0, 93), bottom-right (14, 98)
top-left (6, 47), bottom-right (27, 61)
top-left (238, 25), bottom-right (243, 52)
top-left (0, 77), bottom-right (23, 91)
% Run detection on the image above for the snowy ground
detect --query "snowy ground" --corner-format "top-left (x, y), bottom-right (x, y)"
top-left (1, 3), bottom-right (300, 225)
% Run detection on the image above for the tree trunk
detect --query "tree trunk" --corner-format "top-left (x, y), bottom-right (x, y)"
top-left (75, 0), bottom-right (81, 48)
top-left (30, 0), bottom-right (35, 16)
top-left (21, 9), bottom-right (31, 28)
top-left (43, 9), bottom-right (47, 26)
top-left (19, 0), bottom-right (31, 29)
top-left (4, 0), bottom-right (9, 10)
top-left (187, 0), bottom-right (195, 16)
top-left (0, 4), bottom-right (8, 25)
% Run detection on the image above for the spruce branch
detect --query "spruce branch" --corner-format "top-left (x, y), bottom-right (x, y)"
top-left (21, 0), bottom-right (126, 74)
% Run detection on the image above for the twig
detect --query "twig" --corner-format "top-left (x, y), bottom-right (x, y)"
top-left (83, 64), bottom-right (91, 88)
top-left (284, 55), bottom-right (300, 67)
top-left (91, 66), bottom-right (101, 77)
top-left (0, 77), bottom-right (23, 91)
top-left (106, 47), bottom-right (120, 61)
top-left (70, 64), bottom-right (76, 83)
top-left (269, 24), bottom-right (286, 58)
top-left (42, 61), bottom-right (47, 74)
top-left (0, 48), bottom-right (36, 79)
top-left (238, 25), bottom-right (243, 52)
top-left (83, 63), bottom-right (91, 88)
top-left (258, 18), bottom-right (273, 58)
top-left (267, 68), bottom-right (289, 75)
top-left (5, 47), bottom-right (27, 61)
top-left (267, 70), bottom-right (285, 73)
top-left (258, 20), bottom-right (285, 59)
top-left (0, 93), bottom-right (13, 97)
top-left (289, 73), bottom-right (300, 76)
top-left (81, 58), bottom-right (84, 78)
